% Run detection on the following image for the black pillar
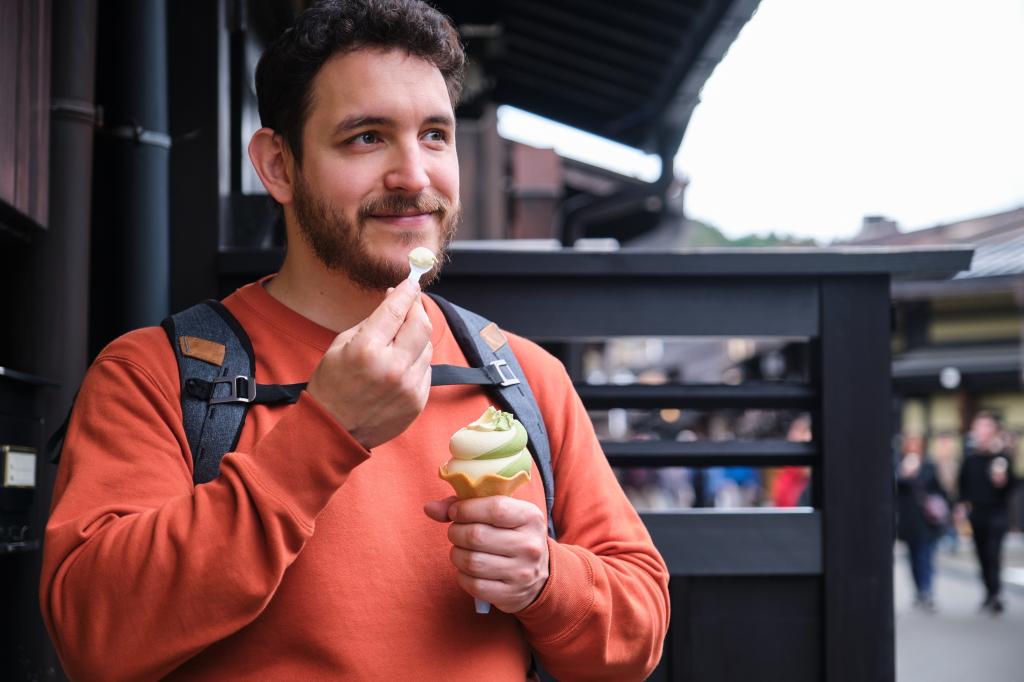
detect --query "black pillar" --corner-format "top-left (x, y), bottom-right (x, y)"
top-left (90, 0), bottom-right (170, 354)
top-left (820, 276), bottom-right (895, 681)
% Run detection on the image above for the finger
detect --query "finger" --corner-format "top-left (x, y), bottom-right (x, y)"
top-left (447, 522), bottom-right (521, 558)
top-left (391, 300), bottom-right (432, 359)
top-left (413, 301), bottom-right (432, 342)
top-left (361, 279), bottom-right (421, 343)
top-left (414, 342), bottom-right (433, 405)
top-left (412, 340), bottom-right (433, 378)
top-left (454, 572), bottom-right (506, 604)
top-left (450, 545), bottom-right (520, 580)
top-left (448, 496), bottom-right (543, 530)
top-left (424, 496), bottom-right (458, 523)
top-left (418, 359), bottom-right (433, 401)
top-left (391, 339), bottom-right (432, 411)
top-left (412, 297), bottom-right (431, 327)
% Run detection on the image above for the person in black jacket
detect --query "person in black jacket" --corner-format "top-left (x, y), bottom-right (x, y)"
top-left (957, 411), bottom-right (1018, 614)
top-left (896, 435), bottom-right (948, 611)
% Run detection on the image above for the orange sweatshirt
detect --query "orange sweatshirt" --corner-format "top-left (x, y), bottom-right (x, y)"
top-left (41, 280), bottom-right (669, 681)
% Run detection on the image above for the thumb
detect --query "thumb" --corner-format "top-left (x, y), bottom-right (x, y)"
top-left (424, 496), bottom-right (459, 523)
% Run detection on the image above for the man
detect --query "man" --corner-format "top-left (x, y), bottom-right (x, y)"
top-left (40, 1), bottom-right (669, 679)
top-left (957, 411), bottom-right (1017, 614)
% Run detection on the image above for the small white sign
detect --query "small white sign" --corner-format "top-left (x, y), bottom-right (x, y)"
top-left (3, 447), bottom-right (36, 488)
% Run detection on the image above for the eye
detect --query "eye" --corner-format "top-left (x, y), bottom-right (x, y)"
top-left (348, 131), bottom-right (380, 146)
top-left (423, 129), bottom-right (449, 143)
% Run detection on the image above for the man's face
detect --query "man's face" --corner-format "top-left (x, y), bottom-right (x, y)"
top-left (970, 415), bottom-right (999, 451)
top-left (290, 48), bottom-right (460, 290)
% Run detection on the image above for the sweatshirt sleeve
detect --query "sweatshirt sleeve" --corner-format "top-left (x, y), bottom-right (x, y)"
top-left (511, 344), bottom-right (670, 681)
top-left (40, 334), bottom-right (369, 681)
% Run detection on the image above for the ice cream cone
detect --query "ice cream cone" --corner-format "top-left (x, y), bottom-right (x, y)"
top-left (440, 406), bottom-right (535, 614)
top-left (438, 466), bottom-right (531, 499)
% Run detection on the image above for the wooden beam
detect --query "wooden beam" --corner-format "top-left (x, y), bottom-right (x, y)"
top-left (819, 276), bottom-right (895, 682)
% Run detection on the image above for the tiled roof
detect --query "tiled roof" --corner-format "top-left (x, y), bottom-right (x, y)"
top-left (850, 206), bottom-right (1024, 280)
top-left (954, 229), bottom-right (1024, 279)
top-left (850, 206), bottom-right (1024, 247)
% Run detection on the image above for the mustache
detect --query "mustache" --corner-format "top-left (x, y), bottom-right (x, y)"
top-left (357, 193), bottom-right (452, 221)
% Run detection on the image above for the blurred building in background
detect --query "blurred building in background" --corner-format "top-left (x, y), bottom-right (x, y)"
top-left (854, 207), bottom-right (1024, 524)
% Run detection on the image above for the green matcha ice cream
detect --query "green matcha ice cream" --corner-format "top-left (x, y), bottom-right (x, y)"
top-left (439, 407), bottom-right (533, 498)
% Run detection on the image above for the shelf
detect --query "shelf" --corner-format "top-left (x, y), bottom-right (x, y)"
top-left (0, 540), bottom-right (40, 554)
top-left (602, 439), bottom-right (817, 467)
top-left (577, 382), bottom-right (815, 409)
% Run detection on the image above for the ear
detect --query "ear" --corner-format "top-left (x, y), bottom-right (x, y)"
top-left (248, 128), bottom-right (295, 204)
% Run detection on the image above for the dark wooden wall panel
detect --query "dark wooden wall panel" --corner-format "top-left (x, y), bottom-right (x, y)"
top-left (0, 0), bottom-right (19, 204)
top-left (0, 0), bottom-right (51, 232)
top-left (21, 0), bottom-right (51, 225)
top-left (669, 576), bottom-right (822, 682)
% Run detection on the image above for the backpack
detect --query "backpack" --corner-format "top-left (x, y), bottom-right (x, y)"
top-left (51, 294), bottom-right (557, 539)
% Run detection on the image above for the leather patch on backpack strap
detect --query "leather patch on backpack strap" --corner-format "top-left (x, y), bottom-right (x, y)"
top-left (179, 336), bottom-right (226, 367)
top-left (480, 323), bottom-right (508, 352)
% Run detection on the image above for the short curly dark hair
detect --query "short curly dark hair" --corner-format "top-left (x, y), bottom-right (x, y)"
top-left (255, 0), bottom-right (464, 163)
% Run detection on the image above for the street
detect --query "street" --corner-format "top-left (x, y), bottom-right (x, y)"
top-left (895, 533), bottom-right (1024, 681)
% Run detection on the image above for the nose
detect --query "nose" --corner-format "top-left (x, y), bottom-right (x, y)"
top-left (383, 140), bottom-right (431, 193)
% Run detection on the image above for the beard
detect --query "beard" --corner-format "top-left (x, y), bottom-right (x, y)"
top-left (291, 173), bottom-right (460, 291)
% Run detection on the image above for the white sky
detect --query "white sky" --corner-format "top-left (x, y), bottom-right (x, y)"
top-left (497, 0), bottom-right (1024, 242)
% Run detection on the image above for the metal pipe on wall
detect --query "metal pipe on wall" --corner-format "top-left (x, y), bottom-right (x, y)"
top-left (558, 132), bottom-right (679, 247)
top-left (90, 0), bottom-right (170, 355)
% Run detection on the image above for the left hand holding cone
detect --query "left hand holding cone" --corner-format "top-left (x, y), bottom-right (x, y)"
top-left (424, 495), bottom-right (549, 614)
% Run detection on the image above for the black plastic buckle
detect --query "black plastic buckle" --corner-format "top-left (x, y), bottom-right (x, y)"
top-left (209, 375), bottom-right (256, 404)
top-left (488, 360), bottom-right (520, 387)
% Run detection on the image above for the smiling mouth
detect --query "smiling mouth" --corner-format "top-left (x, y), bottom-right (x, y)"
top-left (371, 211), bottom-right (433, 219)
top-left (365, 212), bottom-right (437, 229)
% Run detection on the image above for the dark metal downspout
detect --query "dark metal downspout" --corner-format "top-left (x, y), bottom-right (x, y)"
top-left (47, 0), bottom-right (98, 391)
top-left (90, 0), bottom-right (170, 354)
top-left (558, 131), bottom-right (678, 247)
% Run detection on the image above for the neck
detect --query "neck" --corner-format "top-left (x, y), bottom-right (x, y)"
top-left (266, 244), bottom-right (386, 333)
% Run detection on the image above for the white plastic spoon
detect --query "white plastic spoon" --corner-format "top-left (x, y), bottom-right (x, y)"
top-left (407, 247), bottom-right (437, 283)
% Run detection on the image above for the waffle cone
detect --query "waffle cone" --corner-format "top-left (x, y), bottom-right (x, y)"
top-left (438, 465), bottom-right (531, 499)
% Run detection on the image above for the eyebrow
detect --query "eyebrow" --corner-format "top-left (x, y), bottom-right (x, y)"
top-left (332, 114), bottom-right (455, 136)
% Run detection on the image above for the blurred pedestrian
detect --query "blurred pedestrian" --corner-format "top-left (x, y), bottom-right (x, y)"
top-left (957, 411), bottom-right (1018, 614)
top-left (772, 414), bottom-right (811, 507)
top-left (896, 435), bottom-right (948, 611)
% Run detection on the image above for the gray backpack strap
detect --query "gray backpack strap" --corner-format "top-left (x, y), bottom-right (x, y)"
top-left (428, 294), bottom-right (557, 540)
top-left (161, 300), bottom-right (255, 485)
